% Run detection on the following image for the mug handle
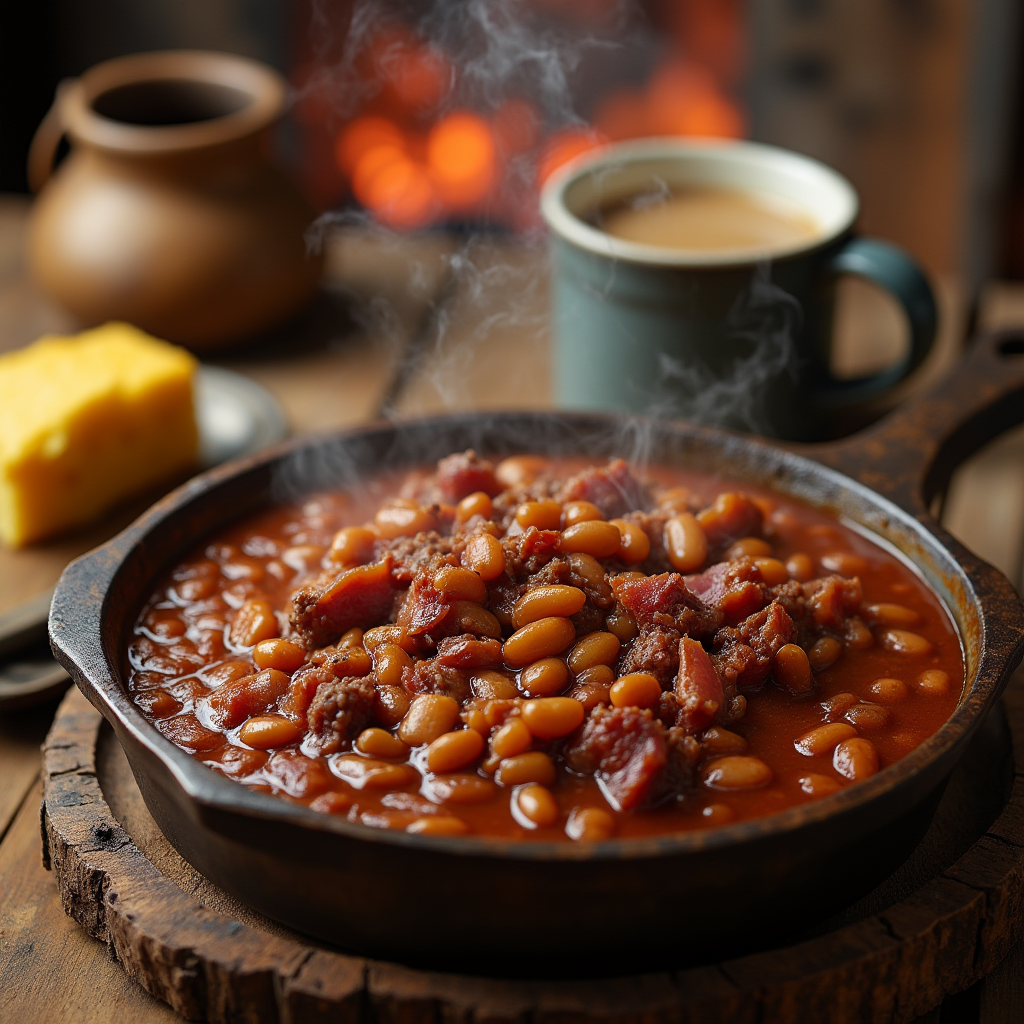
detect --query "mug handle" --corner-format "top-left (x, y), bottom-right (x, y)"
top-left (27, 79), bottom-right (74, 193)
top-left (816, 237), bottom-right (939, 409)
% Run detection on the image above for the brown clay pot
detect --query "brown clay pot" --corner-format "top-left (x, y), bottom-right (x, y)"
top-left (27, 50), bottom-right (324, 350)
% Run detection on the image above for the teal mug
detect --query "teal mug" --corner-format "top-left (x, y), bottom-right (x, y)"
top-left (540, 139), bottom-right (937, 441)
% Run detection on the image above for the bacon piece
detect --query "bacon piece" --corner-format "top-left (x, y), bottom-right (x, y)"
top-left (684, 559), bottom-right (767, 625)
top-left (612, 572), bottom-right (721, 639)
top-left (397, 573), bottom-right (451, 636)
top-left (436, 450), bottom-right (501, 501)
top-left (564, 705), bottom-right (668, 811)
top-left (289, 560), bottom-right (395, 648)
top-left (278, 664), bottom-right (333, 727)
top-left (436, 634), bottom-right (503, 669)
top-left (674, 636), bottom-right (724, 732)
top-left (306, 675), bottom-right (375, 754)
top-left (557, 458), bottom-right (650, 519)
top-left (713, 600), bottom-right (796, 689)
top-left (204, 667), bottom-right (291, 728)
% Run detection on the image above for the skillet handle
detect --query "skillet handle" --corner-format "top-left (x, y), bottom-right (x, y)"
top-left (804, 330), bottom-right (1024, 515)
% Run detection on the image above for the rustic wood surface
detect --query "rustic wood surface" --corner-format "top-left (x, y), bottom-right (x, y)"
top-left (35, 680), bottom-right (1024, 1024)
top-left (2, 194), bottom-right (1024, 1021)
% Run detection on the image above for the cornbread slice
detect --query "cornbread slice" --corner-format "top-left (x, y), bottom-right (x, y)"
top-left (0, 322), bottom-right (198, 546)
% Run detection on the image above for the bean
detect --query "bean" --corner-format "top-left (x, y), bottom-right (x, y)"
top-left (229, 598), bottom-right (278, 648)
top-left (799, 773), bottom-right (843, 797)
top-left (609, 673), bottom-right (662, 709)
top-left (569, 681), bottom-right (612, 710)
top-left (566, 806), bottom-right (616, 841)
top-left (865, 602), bottom-right (920, 627)
top-left (795, 722), bottom-right (857, 757)
top-left (754, 558), bottom-right (790, 586)
top-left (374, 684), bottom-right (410, 727)
top-left (373, 643), bottom-right (412, 688)
top-left (881, 629), bottom-right (933, 656)
top-left (471, 669), bottom-right (519, 699)
top-left (482, 699), bottom-right (519, 728)
top-left (917, 669), bottom-right (951, 696)
top-left (664, 513), bottom-right (708, 573)
top-left (356, 727), bottom-right (408, 759)
top-left (329, 526), bottom-right (377, 564)
top-left (309, 791), bottom-right (354, 815)
top-left (521, 697), bottom-right (585, 739)
top-left (610, 519), bottom-right (651, 563)
top-left (363, 624), bottom-right (415, 653)
top-left (407, 816), bottom-right (469, 836)
top-left (657, 486), bottom-right (691, 515)
top-left (701, 803), bottom-right (735, 826)
top-left (339, 627), bottom-right (364, 649)
top-left (513, 586), bottom-right (587, 629)
top-left (434, 565), bottom-right (487, 602)
top-left (701, 756), bottom-right (773, 790)
top-left (426, 729), bottom-right (485, 773)
top-left (252, 638), bottom-right (306, 673)
top-left (135, 690), bottom-right (181, 719)
top-left (398, 694), bottom-right (461, 746)
top-left (427, 773), bottom-right (497, 804)
top-left (238, 715), bottom-right (303, 749)
top-left (564, 501), bottom-right (603, 527)
top-left (821, 692), bottom-right (859, 721)
top-left (559, 520), bottom-right (622, 559)
top-left (774, 644), bottom-right (813, 694)
top-left (727, 537), bottom-right (773, 559)
top-left (833, 737), bottom-right (879, 781)
top-left (845, 618), bottom-right (874, 650)
top-left (844, 703), bottom-right (889, 730)
top-left (491, 717), bottom-right (533, 758)
top-left (574, 664), bottom-right (615, 689)
top-left (515, 783), bottom-right (559, 828)
top-left (328, 646), bottom-right (372, 678)
top-left (807, 636), bottom-right (842, 671)
top-left (462, 533), bottom-right (506, 581)
top-left (331, 755), bottom-right (420, 790)
top-left (568, 631), bottom-right (621, 674)
top-left (281, 545), bottom-right (325, 574)
top-left (786, 553), bottom-right (814, 582)
top-left (605, 609), bottom-right (639, 643)
top-left (456, 491), bottom-right (493, 523)
top-left (495, 455), bottom-right (547, 487)
top-left (821, 551), bottom-right (867, 576)
top-left (449, 601), bottom-right (502, 640)
top-left (462, 704), bottom-right (489, 734)
top-left (503, 616), bottom-right (576, 668)
top-left (870, 677), bottom-right (909, 704)
top-left (148, 616), bottom-right (186, 638)
top-left (495, 751), bottom-right (556, 786)
top-left (567, 553), bottom-right (613, 604)
top-left (516, 499), bottom-right (563, 531)
top-left (518, 657), bottom-right (569, 697)
top-left (375, 502), bottom-right (438, 540)
top-left (701, 726), bottom-right (748, 757)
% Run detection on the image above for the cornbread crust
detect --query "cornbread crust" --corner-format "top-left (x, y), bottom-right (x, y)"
top-left (0, 322), bottom-right (198, 546)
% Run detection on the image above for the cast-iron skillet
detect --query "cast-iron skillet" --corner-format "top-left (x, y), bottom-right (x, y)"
top-left (49, 331), bottom-right (1024, 975)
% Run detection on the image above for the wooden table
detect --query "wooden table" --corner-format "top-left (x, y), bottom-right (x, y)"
top-left (2, 192), bottom-right (1024, 1022)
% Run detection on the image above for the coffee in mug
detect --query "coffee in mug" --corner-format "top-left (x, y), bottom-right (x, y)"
top-left (598, 186), bottom-right (822, 256)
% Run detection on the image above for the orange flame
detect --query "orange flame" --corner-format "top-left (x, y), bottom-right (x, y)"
top-left (427, 112), bottom-right (497, 210)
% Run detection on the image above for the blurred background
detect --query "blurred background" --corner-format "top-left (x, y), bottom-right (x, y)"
top-left (3, 0), bottom-right (1023, 302)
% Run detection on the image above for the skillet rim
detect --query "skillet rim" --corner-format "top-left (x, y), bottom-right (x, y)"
top-left (48, 409), bottom-right (1024, 864)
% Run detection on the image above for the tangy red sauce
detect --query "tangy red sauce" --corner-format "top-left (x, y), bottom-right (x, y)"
top-left (127, 455), bottom-right (963, 842)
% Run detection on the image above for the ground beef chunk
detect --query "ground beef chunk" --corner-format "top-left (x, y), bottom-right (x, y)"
top-left (306, 675), bottom-right (375, 753)
top-left (380, 532), bottom-right (457, 583)
top-left (524, 556), bottom-right (572, 590)
top-left (618, 625), bottom-right (681, 688)
top-left (804, 575), bottom-right (864, 632)
top-left (402, 658), bottom-right (472, 703)
top-left (486, 574), bottom-right (519, 628)
top-left (649, 727), bottom-right (700, 804)
top-left (611, 572), bottom-right (721, 640)
top-left (503, 527), bottom-right (561, 577)
top-left (564, 705), bottom-right (668, 811)
top-left (571, 603), bottom-right (606, 635)
top-left (556, 458), bottom-right (651, 519)
top-left (289, 560), bottom-right (395, 648)
top-left (436, 450), bottom-right (502, 502)
top-left (684, 558), bottom-right (767, 625)
top-left (713, 600), bottom-right (796, 689)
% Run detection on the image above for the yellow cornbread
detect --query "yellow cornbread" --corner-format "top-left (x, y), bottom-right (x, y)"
top-left (0, 323), bottom-right (198, 546)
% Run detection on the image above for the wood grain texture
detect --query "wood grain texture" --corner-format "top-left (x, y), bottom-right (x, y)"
top-left (38, 686), bottom-right (1024, 1024)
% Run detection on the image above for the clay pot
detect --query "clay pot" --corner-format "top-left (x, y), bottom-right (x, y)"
top-left (27, 51), bottom-right (324, 350)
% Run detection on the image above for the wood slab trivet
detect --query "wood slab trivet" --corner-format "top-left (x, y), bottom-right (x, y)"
top-left (41, 686), bottom-right (1024, 1024)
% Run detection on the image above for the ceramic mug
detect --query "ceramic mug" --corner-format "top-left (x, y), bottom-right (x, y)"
top-left (540, 138), bottom-right (937, 440)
